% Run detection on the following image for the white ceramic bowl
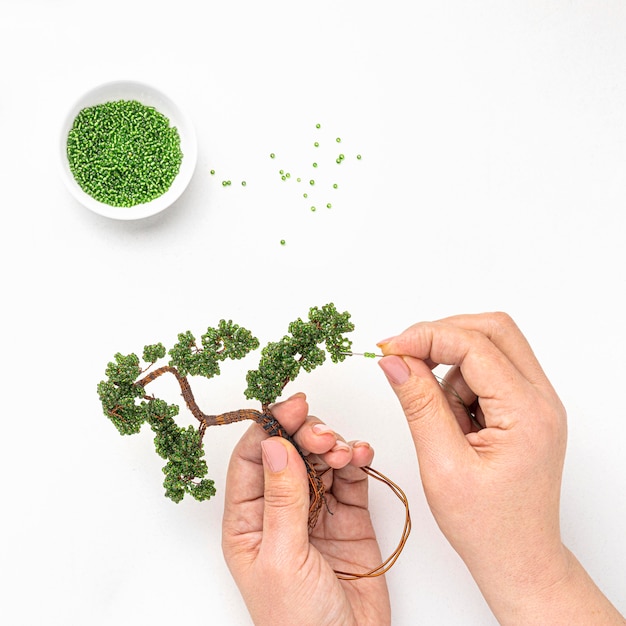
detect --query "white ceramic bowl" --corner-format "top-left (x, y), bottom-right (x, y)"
top-left (59, 80), bottom-right (197, 220)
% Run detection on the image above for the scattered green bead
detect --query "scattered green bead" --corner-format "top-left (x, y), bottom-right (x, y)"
top-left (281, 175), bottom-right (286, 181)
top-left (312, 162), bottom-right (318, 168)
top-left (314, 141), bottom-right (319, 147)
top-left (326, 203), bottom-right (332, 209)
top-left (316, 123), bottom-right (321, 129)
top-left (339, 154), bottom-right (345, 160)
top-left (280, 239), bottom-right (286, 246)
top-left (241, 181), bottom-right (246, 186)
top-left (286, 173), bottom-right (291, 178)
top-left (279, 169), bottom-right (284, 175)
top-left (357, 154), bottom-right (362, 160)
top-left (333, 183), bottom-right (338, 189)
top-left (303, 193), bottom-right (308, 198)
top-left (270, 153), bottom-right (275, 158)
top-left (310, 206), bottom-right (316, 212)
top-left (336, 137), bottom-right (341, 143)
top-left (336, 158), bottom-right (342, 164)
top-left (66, 99), bottom-right (183, 207)
top-left (210, 169), bottom-right (215, 175)
top-left (309, 179), bottom-right (315, 186)
top-left (297, 177), bottom-right (301, 182)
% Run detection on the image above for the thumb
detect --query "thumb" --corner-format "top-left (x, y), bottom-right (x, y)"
top-left (378, 355), bottom-right (470, 470)
top-left (260, 437), bottom-right (310, 562)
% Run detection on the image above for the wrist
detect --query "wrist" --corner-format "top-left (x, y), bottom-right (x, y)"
top-left (474, 545), bottom-right (624, 625)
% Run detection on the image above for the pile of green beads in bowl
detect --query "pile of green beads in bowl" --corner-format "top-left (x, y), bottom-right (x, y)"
top-left (67, 99), bottom-right (183, 208)
top-left (60, 80), bottom-right (197, 220)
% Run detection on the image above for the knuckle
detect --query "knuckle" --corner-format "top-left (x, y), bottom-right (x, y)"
top-left (486, 311), bottom-right (517, 335)
top-left (265, 483), bottom-right (292, 505)
top-left (401, 380), bottom-right (444, 424)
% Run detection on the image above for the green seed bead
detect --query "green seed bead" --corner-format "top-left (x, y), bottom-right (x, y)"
top-left (326, 203), bottom-right (332, 208)
top-left (286, 173), bottom-right (291, 178)
top-left (314, 141), bottom-right (319, 147)
top-left (280, 239), bottom-right (286, 245)
top-left (364, 352), bottom-right (376, 358)
top-left (270, 153), bottom-right (275, 158)
top-left (241, 181), bottom-right (246, 186)
top-left (309, 179), bottom-right (315, 186)
top-left (210, 169), bottom-right (215, 175)
top-left (336, 137), bottom-right (341, 143)
top-left (279, 169), bottom-right (284, 175)
top-left (310, 206), bottom-right (316, 212)
top-left (333, 183), bottom-right (338, 189)
top-left (303, 193), bottom-right (308, 198)
top-left (357, 154), bottom-right (362, 160)
top-left (312, 162), bottom-right (318, 168)
top-left (316, 123), bottom-right (321, 129)
top-left (297, 177), bottom-right (301, 182)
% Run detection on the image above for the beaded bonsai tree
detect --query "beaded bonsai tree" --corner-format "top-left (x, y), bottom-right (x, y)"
top-left (98, 302), bottom-right (410, 578)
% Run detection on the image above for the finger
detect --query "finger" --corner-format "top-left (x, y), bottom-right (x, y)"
top-left (222, 422), bottom-right (266, 536)
top-left (292, 417), bottom-right (374, 470)
top-left (223, 393), bottom-right (311, 532)
top-left (324, 441), bottom-right (374, 507)
top-left (349, 441), bottom-right (375, 468)
top-left (440, 365), bottom-right (482, 433)
top-left (436, 312), bottom-right (549, 387)
top-left (378, 321), bottom-right (532, 429)
top-left (259, 437), bottom-right (310, 564)
top-left (379, 355), bottom-right (472, 469)
top-left (268, 392), bottom-right (310, 436)
top-left (291, 417), bottom-right (341, 455)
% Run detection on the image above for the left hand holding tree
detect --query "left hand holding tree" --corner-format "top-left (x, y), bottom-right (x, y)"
top-left (222, 392), bottom-right (392, 626)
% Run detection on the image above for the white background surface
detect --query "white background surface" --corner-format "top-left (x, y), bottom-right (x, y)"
top-left (2, 1), bottom-right (625, 624)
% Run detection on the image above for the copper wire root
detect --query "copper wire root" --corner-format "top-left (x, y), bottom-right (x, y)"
top-left (333, 465), bottom-right (411, 580)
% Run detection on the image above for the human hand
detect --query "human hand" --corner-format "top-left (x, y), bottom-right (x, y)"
top-left (222, 392), bottom-right (391, 626)
top-left (378, 312), bottom-right (624, 624)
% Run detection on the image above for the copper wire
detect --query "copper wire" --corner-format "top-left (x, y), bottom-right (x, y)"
top-left (333, 465), bottom-right (411, 580)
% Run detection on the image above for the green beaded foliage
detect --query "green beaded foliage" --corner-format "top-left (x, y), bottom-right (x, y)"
top-left (244, 303), bottom-right (354, 406)
top-left (168, 320), bottom-right (259, 378)
top-left (98, 304), bottom-right (353, 503)
top-left (67, 99), bottom-right (183, 207)
top-left (146, 400), bottom-right (215, 503)
top-left (97, 352), bottom-right (146, 435)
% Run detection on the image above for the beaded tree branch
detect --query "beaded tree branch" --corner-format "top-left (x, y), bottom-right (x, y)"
top-left (97, 303), bottom-right (411, 578)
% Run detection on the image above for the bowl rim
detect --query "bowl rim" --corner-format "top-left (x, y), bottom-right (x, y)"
top-left (59, 79), bottom-right (197, 220)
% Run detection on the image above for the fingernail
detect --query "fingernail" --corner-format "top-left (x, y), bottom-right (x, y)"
top-left (352, 440), bottom-right (370, 449)
top-left (379, 355), bottom-right (410, 385)
top-left (261, 439), bottom-right (288, 473)
top-left (376, 336), bottom-right (396, 347)
top-left (312, 423), bottom-right (335, 436)
top-left (332, 441), bottom-right (351, 453)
